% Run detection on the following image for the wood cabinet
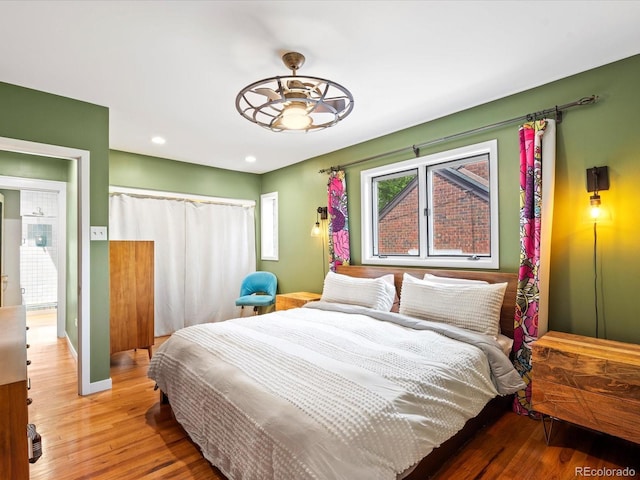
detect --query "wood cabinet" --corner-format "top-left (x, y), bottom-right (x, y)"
top-left (532, 330), bottom-right (640, 444)
top-left (0, 305), bottom-right (29, 480)
top-left (110, 241), bottom-right (155, 358)
top-left (276, 292), bottom-right (321, 311)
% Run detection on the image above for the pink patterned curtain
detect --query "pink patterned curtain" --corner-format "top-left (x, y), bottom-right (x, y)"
top-left (513, 120), bottom-right (548, 415)
top-left (327, 169), bottom-right (350, 271)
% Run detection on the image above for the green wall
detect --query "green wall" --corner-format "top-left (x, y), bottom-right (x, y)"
top-left (261, 54), bottom-right (640, 344)
top-left (110, 150), bottom-right (261, 201)
top-left (0, 150), bottom-right (70, 182)
top-left (0, 81), bottom-right (110, 383)
top-left (260, 158), bottom-right (334, 293)
top-left (109, 149), bottom-right (262, 257)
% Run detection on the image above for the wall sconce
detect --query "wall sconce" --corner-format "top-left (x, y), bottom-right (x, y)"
top-left (586, 166), bottom-right (609, 220)
top-left (586, 166), bottom-right (609, 339)
top-left (311, 206), bottom-right (328, 237)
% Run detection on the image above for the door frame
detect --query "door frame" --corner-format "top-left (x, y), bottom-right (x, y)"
top-left (0, 136), bottom-right (93, 395)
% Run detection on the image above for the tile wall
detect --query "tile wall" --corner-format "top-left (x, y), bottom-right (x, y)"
top-left (20, 190), bottom-right (58, 309)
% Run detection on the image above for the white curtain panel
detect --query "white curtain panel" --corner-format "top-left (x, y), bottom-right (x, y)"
top-left (538, 118), bottom-right (556, 336)
top-left (109, 193), bottom-right (255, 335)
top-left (184, 201), bottom-right (255, 326)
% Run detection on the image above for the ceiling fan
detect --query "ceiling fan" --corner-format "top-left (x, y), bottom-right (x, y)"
top-left (235, 51), bottom-right (354, 132)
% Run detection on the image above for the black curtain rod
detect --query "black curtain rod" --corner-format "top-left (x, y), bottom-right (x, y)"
top-left (319, 95), bottom-right (598, 174)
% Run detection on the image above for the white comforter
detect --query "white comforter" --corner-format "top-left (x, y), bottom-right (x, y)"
top-left (149, 302), bottom-right (524, 480)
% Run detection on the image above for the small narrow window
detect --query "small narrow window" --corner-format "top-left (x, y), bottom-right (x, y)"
top-left (260, 192), bottom-right (278, 261)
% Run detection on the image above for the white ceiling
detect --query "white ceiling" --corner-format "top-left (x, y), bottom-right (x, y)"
top-left (1, 1), bottom-right (639, 174)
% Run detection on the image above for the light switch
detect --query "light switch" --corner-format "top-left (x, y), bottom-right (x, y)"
top-left (90, 226), bottom-right (108, 241)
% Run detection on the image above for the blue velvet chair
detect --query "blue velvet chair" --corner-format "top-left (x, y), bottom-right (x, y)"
top-left (235, 271), bottom-right (277, 314)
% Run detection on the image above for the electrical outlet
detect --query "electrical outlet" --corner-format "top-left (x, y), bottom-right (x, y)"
top-left (90, 226), bottom-right (108, 241)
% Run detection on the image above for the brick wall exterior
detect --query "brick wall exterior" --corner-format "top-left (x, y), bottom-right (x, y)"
top-left (378, 163), bottom-right (489, 255)
top-left (431, 173), bottom-right (490, 254)
top-left (378, 184), bottom-right (419, 254)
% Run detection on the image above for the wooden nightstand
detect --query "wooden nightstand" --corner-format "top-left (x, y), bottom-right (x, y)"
top-left (531, 331), bottom-right (640, 444)
top-left (276, 292), bottom-right (321, 311)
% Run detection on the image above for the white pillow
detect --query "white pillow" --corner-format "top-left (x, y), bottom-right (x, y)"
top-left (421, 275), bottom-right (502, 333)
top-left (321, 271), bottom-right (396, 311)
top-left (400, 273), bottom-right (507, 336)
top-left (423, 273), bottom-right (488, 286)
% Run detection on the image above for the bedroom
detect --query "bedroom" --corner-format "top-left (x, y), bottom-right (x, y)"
top-left (1, 1), bottom-right (639, 479)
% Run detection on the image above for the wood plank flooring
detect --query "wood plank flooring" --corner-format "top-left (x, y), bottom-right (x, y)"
top-left (25, 310), bottom-right (639, 479)
top-left (26, 310), bottom-right (224, 480)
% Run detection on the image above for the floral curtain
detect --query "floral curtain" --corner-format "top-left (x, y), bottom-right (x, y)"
top-left (513, 119), bottom-right (555, 415)
top-left (327, 169), bottom-right (350, 271)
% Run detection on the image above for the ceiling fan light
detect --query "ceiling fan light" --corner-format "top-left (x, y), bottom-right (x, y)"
top-left (279, 104), bottom-right (313, 130)
top-left (235, 51), bottom-right (353, 133)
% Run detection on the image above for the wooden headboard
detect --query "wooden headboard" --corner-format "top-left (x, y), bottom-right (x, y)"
top-left (336, 265), bottom-right (518, 339)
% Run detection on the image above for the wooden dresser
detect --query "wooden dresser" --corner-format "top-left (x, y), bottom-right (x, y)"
top-left (0, 305), bottom-right (29, 480)
top-left (109, 241), bottom-right (155, 358)
top-left (532, 331), bottom-right (640, 444)
top-left (276, 292), bottom-right (321, 311)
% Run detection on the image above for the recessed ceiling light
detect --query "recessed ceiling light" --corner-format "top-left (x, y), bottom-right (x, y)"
top-left (151, 136), bottom-right (166, 145)
top-left (245, 155), bottom-right (257, 163)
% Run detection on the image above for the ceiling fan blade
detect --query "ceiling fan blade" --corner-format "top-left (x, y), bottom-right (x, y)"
top-left (286, 79), bottom-right (308, 90)
top-left (254, 88), bottom-right (281, 101)
top-left (314, 98), bottom-right (346, 113)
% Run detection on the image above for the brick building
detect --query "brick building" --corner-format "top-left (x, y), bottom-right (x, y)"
top-left (378, 163), bottom-right (490, 256)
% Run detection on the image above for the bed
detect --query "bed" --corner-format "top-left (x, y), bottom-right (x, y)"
top-left (148, 265), bottom-right (525, 480)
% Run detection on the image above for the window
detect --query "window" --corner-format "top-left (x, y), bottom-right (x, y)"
top-left (260, 192), bottom-right (278, 261)
top-left (361, 140), bottom-right (499, 268)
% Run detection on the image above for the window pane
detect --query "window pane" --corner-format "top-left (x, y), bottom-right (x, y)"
top-left (261, 192), bottom-right (278, 260)
top-left (374, 169), bottom-right (419, 256)
top-left (428, 154), bottom-right (490, 257)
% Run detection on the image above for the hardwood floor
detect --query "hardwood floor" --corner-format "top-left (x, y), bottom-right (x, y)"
top-left (25, 310), bottom-right (639, 479)
top-left (26, 310), bottom-right (224, 480)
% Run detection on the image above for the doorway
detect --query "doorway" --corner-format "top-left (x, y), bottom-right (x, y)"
top-left (21, 190), bottom-right (61, 330)
top-left (0, 136), bottom-right (94, 395)
top-left (0, 180), bottom-right (67, 339)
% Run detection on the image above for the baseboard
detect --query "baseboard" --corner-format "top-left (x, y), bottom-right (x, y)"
top-left (65, 333), bottom-right (112, 394)
top-left (65, 334), bottom-right (78, 360)
top-left (88, 378), bottom-right (112, 394)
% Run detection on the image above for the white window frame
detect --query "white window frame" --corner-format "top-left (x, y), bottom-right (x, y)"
top-left (361, 139), bottom-right (499, 269)
top-left (260, 192), bottom-right (279, 261)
